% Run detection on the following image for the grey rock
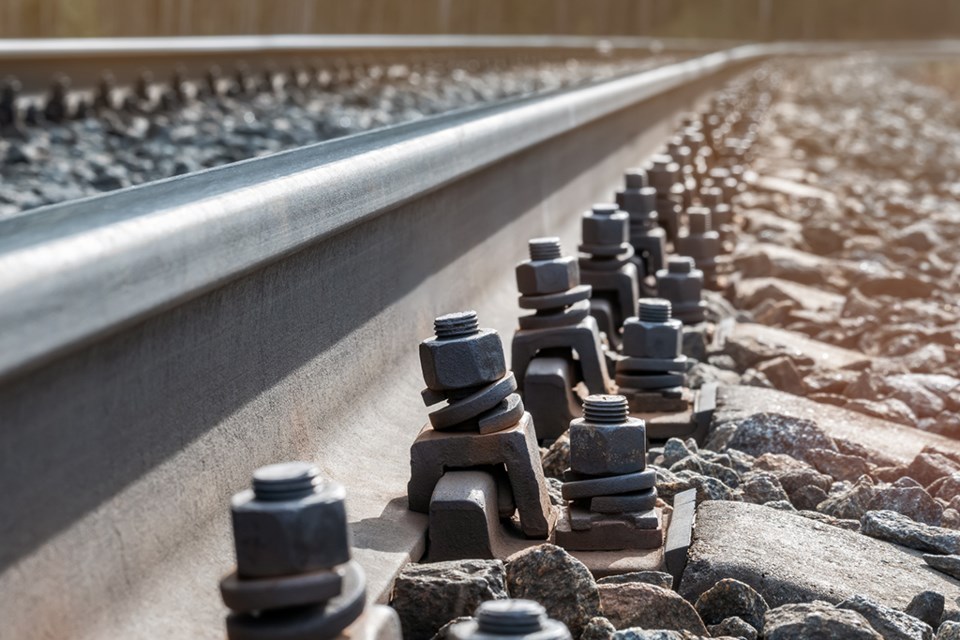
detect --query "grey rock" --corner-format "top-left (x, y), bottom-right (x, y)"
top-left (724, 412), bottom-right (837, 465)
top-left (703, 423), bottom-right (738, 452)
top-left (431, 616), bottom-right (473, 640)
top-left (797, 509), bottom-right (862, 531)
top-left (666, 470), bottom-right (739, 503)
top-left (809, 448), bottom-right (875, 482)
top-left (791, 484), bottom-right (830, 511)
top-left (937, 621), bottom-right (960, 640)
top-left (597, 571), bottom-right (673, 590)
top-left (708, 616), bottom-right (757, 639)
top-left (837, 594), bottom-right (933, 640)
top-left (740, 368), bottom-right (773, 389)
top-left (707, 616), bottom-right (757, 640)
top-left (663, 438), bottom-right (695, 467)
top-left (818, 475), bottom-right (878, 520)
top-left (764, 500), bottom-right (797, 511)
top-left (610, 631), bottom-right (693, 640)
top-left (506, 544), bottom-right (600, 637)
top-left (861, 511), bottom-right (960, 554)
top-left (908, 453), bottom-right (960, 488)
top-left (670, 455), bottom-right (741, 488)
top-left (739, 471), bottom-right (789, 505)
top-left (546, 477), bottom-right (565, 507)
top-left (681, 502), bottom-right (960, 610)
top-left (580, 616), bottom-right (616, 640)
top-left (903, 591), bottom-right (944, 630)
top-left (598, 582), bottom-right (707, 636)
top-left (724, 449), bottom-right (758, 475)
top-left (541, 431), bottom-right (570, 479)
top-left (762, 601), bottom-right (882, 639)
top-left (867, 486), bottom-right (943, 526)
top-left (693, 578), bottom-right (768, 630)
top-left (390, 559), bottom-right (508, 640)
top-left (688, 363), bottom-right (740, 389)
top-left (753, 452), bottom-right (812, 474)
top-left (923, 554), bottom-right (960, 580)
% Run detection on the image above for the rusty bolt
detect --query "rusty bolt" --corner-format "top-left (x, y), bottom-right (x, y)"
top-left (515, 237), bottom-right (580, 295)
top-left (622, 298), bottom-right (682, 360)
top-left (231, 462), bottom-right (351, 579)
top-left (419, 311), bottom-right (507, 391)
top-left (448, 599), bottom-right (572, 640)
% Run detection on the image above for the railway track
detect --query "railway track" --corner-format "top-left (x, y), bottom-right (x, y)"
top-left (2, 39), bottom-right (960, 639)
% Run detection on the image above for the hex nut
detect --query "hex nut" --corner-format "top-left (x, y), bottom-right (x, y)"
top-left (621, 318), bottom-right (682, 359)
top-left (516, 256), bottom-right (579, 296)
top-left (419, 328), bottom-right (507, 391)
top-left (581, 209), bottom-right (629, 247)
top-left (231, 475), bottom-right (350, 579)
top-left (656, 269), bottom-right (703, 306)
top-left (569, 418), bottom-right (647, 476)
top-left (676, 233), bottom-right (721, 265)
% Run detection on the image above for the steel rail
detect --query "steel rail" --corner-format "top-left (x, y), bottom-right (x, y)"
top-left (1, 40), bottom-right (954, 639)
top-left (0, 34), bottom-right (731, 94)
top-left (0, 34), bottom-right (735, 58)
top-left (0, 44), bottom-right (777, 383)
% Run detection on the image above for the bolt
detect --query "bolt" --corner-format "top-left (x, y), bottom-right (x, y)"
top-left (529, 237), bottom-right (562, 261)
top-left (421, 311), bottom-right (506, 392)
top-left (639, 298), bottom-right (671, 323)
top-left (252, 461), bottom-right (322, 501)
top-left (656, 258), bottom-right (705, 325)
top-left (516, 238), bottom-right (579, 296)
top-left (434, 310), bottom-right (480, 339)
top-left (230, 462), bottom-right (350, 578)
top-left (449, 599), bottom-right (571, 639)
top-left (582, 394), bottom-right (629, 424)
top-left (688, 208), bottom-right (710, 234)
top-left (621, 297), bottom-right (684, 362)
top-left (135, 70), bottom-right (153, 102)
top-left (580, 204), bottom-right (629, 250)
top-left (668, 257), bottom-right (694, 274)
top-left (624, 169), bottom-right (648, 190)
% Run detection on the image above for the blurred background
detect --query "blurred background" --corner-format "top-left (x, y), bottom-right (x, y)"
top-left (3, 0), bottom-right (960, 41)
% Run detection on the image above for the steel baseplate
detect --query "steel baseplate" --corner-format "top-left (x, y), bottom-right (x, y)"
top-left (559, 487), bottom-right (698, 580)
top-left (625, 382), bottom-right (717, 444)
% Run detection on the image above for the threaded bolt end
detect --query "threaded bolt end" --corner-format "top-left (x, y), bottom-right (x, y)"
top-left (591, 203), bottom-right (619, 217)
top-left (625, 169), bottom-right (648, 189)
top-left (688, 209), bottom-right (710, 234)
top-left (252, 462), bottom-right (322, 501)
top-left (434, 311), bottom-right (479, 339)
top-left (529, 237), bottom-right (562, 261)
top-left (476, 600), bottom-right (546, 635)
top-left (583, 394), bottom-right (629, 424)
top-left (639, 298), bottom-right (672, 323)
top-left (668, 257), bottom-right (695, 274)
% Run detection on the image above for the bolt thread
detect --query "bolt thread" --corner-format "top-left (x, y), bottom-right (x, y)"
top-left (668, 257), bottom-right (695, 274)
top-left (625, 169), bottom-right (648, 189)
top-left (476, 600), bottom-right (545, 635)
top-left (252, 462), bottom-right (322, 501)
top-left (689, 210), bottom-right (710, 234)
top-left (434, 311), bottom-right (479, 339)
top-left (583, 394), bottom-right (629, 424)
top-left (529, 237), bottom-right (562, 261)
top-left (639, 298), bottom-right (672, 323)
top-left (591, 203), bottom-right (619, 217)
